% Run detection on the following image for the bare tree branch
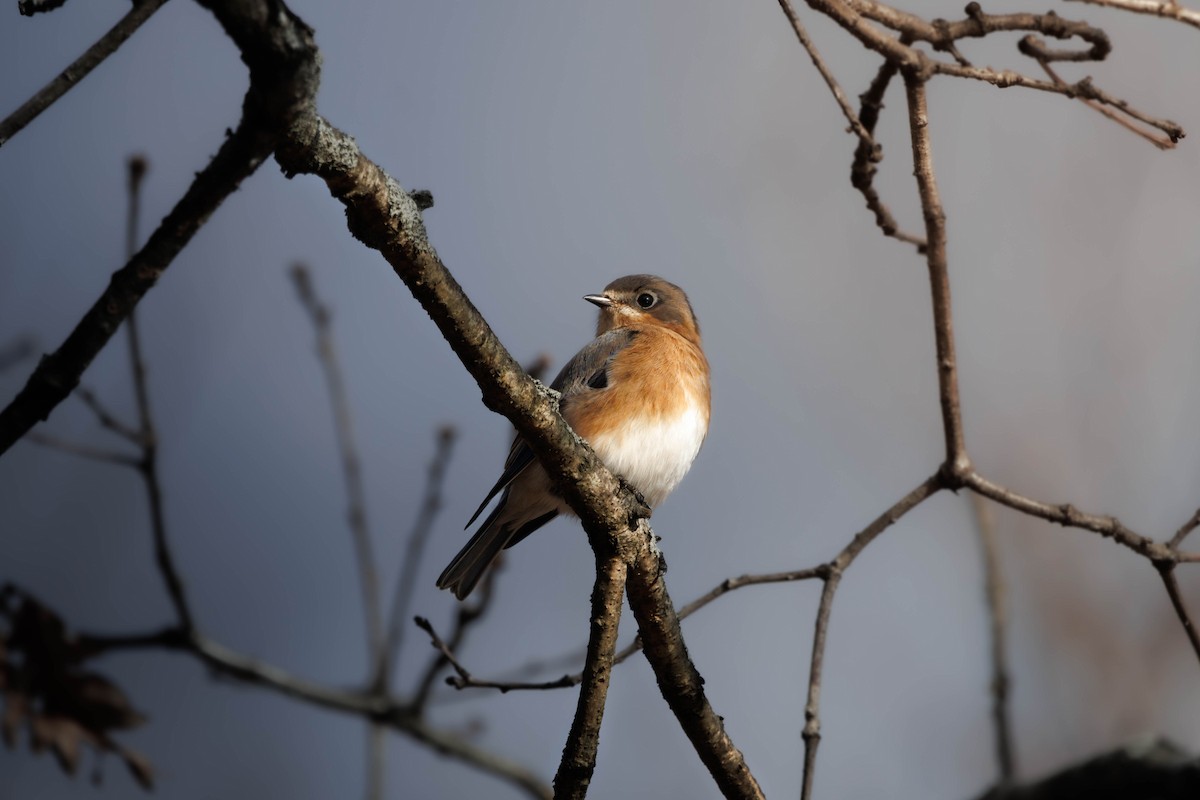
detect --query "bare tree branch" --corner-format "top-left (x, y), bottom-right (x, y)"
top-left (777, 0), bottom-right (876, 152)
top-left (413, 565), bottom-right (504, 709)
top-left (76, 623), bottom-right (552, 798)
top-left (24, 432), bottom-right (140, 467)
top-left (119, 155), bottom-right (194, 631)
top-left (1170, 508), bottom-right (1200, 550)
top-left (904, 74), bottom-right (969, 479)
top-left (75, 385), bottom-right (141, 442)
top-left (964, 472), bottom-right (1185, 562)
top-left (849, 55), bottom-right (927, 251)
top-left (1156, 566), bottom-right (1200, 667)
top-left (971, 494), bottom-right (1017, 786)
top-left (800, 473), bottom-right (944, 800)
top-left (0, 0), bottom-right (171, 148)
top-left (1066, 0), bottom-right (1200, 30)
top-left (1034, 60), bottom-right (1176, 149)
top-left (554, 554), bottom-right (627, 799)
top-left (421, 567), bottom-right (829, 698)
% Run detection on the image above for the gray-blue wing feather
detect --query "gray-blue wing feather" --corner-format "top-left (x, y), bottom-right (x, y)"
top-left (463, 328), bottom-right (638, 529)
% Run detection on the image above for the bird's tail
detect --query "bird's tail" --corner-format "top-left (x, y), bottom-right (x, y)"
top-left (436, 501), bottom-right (514, 601)
top-left (437, 493), bottom-right (560, 600)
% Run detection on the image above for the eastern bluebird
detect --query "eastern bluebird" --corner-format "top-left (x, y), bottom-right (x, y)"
top-left (437, 275), bottom-right (711, 600)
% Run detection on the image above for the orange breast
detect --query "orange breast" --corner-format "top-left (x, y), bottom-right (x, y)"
top-left (565, 326), bottom-right (710, 441)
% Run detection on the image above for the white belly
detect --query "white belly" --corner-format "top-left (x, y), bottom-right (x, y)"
top-left (587, 397), bottom-right (708, 508)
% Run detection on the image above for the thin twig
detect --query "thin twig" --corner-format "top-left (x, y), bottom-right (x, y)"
top-left (1065, 0), bottom-right (1200, 30)
top-left (964, 472), bottom-right (1183, 562)
top-left (1169, 508), bottom-right (1200, 551)
top-left (0, 0), bottom-right (171, 148)
top-left (850, 54), bottom-right (927, 252)
top-left (25, 432), bottom-right (140, 467)
top-left (903, 75), bottom-right (969, 478)
top-left (971, 494), bottom-right (1017, 786)
top-left (416, 616), bottom-right (576, 693)
top-left (424, 567), bottom-right (828, 698)
top-left (121, 155), bottom-right (193, 631)
top-left (413, 563), bottom-right (502, 711)
top-left (777, 0), bottom-right (877, 152)
top-left (800, 473), bottom-right (944, 800)
top-left (291, 264), bottom-right (383, 665)
top-left (1036, 60), bottom-right (1176, 150)
top-left (1155, 566), bottom-right (1200, 666)
top-left (75, 386), bottom-right (140, 442)
top-left (378, 425), bottom-right (457, 689)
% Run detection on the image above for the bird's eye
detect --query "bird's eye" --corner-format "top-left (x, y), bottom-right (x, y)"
top-left (636, 292), bottom-right (657, 309)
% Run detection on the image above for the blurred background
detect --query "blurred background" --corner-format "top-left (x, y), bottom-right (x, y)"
top-left (2, 1), bottom-right (1199, 797)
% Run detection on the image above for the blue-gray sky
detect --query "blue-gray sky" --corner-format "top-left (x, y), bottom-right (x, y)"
top-left (2, 1), bottom-right (1200, 798)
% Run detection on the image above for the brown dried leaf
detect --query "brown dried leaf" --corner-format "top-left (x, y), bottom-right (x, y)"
top-left (0, 586), bottom-right (153, 790)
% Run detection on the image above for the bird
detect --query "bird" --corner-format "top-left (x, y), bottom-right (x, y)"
top-left (436, 275), bottom-right (711, 600)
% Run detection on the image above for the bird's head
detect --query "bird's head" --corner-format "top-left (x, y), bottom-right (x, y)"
top-left (584, 275), bottom-right (700, 342)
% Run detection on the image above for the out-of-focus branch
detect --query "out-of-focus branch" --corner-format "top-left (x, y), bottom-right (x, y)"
top-left (1, 0), bottom-right (171, 147)
top-left (0, 0), bottom-right (319, 455)
top-left (799, 473), bottom-right (944, 800)
top-left (77, 623), bottom-right (552, 799)
top-left (121, 155), bottom-right (193, 631)
top-left (553, 555), bottom-right (627, 799)
top-left (76, 386), bottom-right (140, 442)
top-left (378, 425), bottom-right (457, 689)
top-left (0, 336), bottom-right (37, 372)
top-left (25, 432), bottom-right (140, 467)
top-left (971, 494), bottom-right (1017, 786)
top-left (290, 263), bottom-right (383, 665)
top-left (1065, 0), bottom-right (1200, 30)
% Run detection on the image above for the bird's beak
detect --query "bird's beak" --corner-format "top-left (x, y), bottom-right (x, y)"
top-left (583, 294), bottom-right (612, 308)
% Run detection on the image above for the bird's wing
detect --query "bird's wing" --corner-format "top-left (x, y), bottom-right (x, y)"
top-left (464, 328), bottom-right (637, 529)
top-left (550, 328), bottom-right (638, 395)
top-left (464, 436), bottom-right (535, 529)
